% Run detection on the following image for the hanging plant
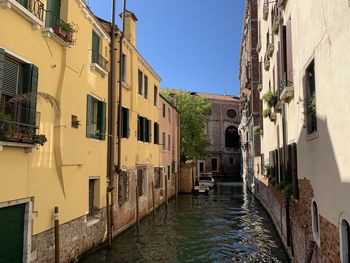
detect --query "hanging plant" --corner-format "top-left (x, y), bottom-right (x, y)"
top-left (309, 94), bottom-right (316, 115)
top-left (262, 90), bottom-right (278, 108)
top-left (264, 165), bottom-right (271, 176)
top-left (253, 125), bottom-right (262, 136)
top-left (263, 108), bottom-right (271, 118)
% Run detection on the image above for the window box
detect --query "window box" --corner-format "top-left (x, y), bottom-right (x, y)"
top-left (267, 43), bottom-right (274, 57)
top-left (269, 112), bottom-right (277, 121)
top-left (280, 85), bottom-right (294, 102)
top-left (264, 56), bottom-right (270, 71)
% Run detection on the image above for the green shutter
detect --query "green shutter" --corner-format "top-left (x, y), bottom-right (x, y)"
top-left (46, 0), bottom-right (61, 28)
top-left (144, 75), bottom-right (148, 99)
top-left (86, 95), bottom-right (93, 138)
top-left (138, 70), bottom-right (143, 95)
top-left (0, 48), bottom-right (5, 92)
top-left (149, 120), bottom-right (152, 143)
top-left (22, 64), bottom-right (38, 126)
top-left (92, 31), bottom-right (100, 63)
top-left (97, 101), bottom-right (106, 140)
top-left (29, 65), bottom-right (38, 126)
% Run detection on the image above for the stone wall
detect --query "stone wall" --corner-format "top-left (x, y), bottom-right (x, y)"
top-left (31, 208), bottom-right (107, 263)
top-left (256, 178), bottom-right (341, 262)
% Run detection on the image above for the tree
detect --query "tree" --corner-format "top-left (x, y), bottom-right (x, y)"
top-left (162, 89), bottom-right (211, 162)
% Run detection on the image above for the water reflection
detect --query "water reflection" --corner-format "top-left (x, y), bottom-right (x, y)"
top-left (80, 182), bottom-right (289, 263)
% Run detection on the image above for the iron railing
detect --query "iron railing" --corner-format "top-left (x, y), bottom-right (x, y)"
top-left (92, 51), bottom-right (109, 72)
top-left (16, 0), bottom-right (44, 21)
top-left (45, 10), bottom-right (74, 43)
top-left (0, 102), bottom-right (39, 144)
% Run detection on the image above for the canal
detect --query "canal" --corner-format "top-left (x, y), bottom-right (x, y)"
top-left (80, 182), bottom-right (290, 263)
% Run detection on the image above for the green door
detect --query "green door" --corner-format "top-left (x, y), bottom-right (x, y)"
top-left (0, 204), bottom-right (26, 263)
top-left (46, 0), bottom-right (61, 28)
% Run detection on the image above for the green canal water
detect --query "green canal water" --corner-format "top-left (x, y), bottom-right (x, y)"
top-left (80, 182), bottom-right (290, 263)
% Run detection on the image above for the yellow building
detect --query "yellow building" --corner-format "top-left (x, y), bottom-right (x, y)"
top-left (0, 0), bottom-right (110, 262)
top-left (98, 12), bottom-right (176, 232)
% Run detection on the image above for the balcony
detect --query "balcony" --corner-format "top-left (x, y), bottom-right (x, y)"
top-left (0, 102), bottom-right (40, 148)
top-left (90, 51), bottom-right (108, 77)
top-left (267, 43), bottom-right (274, 57)
top-left (264, 55), bottom-right (270, 71)
top-left (42, 10), bottom-right (77, 47)
top-left (280, 72), bottom-right (294, 102)
top-left (272, 11), bottom-right (283, 34)
top-left (0, 0), bottom-right (44, 27)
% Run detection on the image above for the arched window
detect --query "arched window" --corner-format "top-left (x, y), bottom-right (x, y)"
top-left (341, 219), bottom-right (350, 263)
top-left (225, 126), bottom-right (240, 148)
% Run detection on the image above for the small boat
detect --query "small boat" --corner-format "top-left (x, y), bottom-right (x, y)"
top-left (198, 173), bottom-right (215, 189)
top-left (193, 185), bottom-right (209, 195)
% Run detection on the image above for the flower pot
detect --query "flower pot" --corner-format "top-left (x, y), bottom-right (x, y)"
top-left (64, 33), bottom-right (73, 43)
top-left (55, 26), bottom-right (67, 40)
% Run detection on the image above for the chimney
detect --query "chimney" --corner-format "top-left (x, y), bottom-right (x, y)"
top-left (169, 93), bottom-right (176, 107)
top-left (121, 10), bottom-right (137, 47)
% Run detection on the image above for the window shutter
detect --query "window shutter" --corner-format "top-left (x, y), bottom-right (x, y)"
top-left (286, 18), bottom-right (293, 84)
top-left (0, 48), bottom-right (5, 91)
top-left (144, 75), bottom-right (148, 99)
top-left (137, 115), bottom-right (140, 140)
top-left (126, 108), bottom-right (129, 138)
top-left (149, 120), bottom-right (152, 143)
top-left (138, 70), bottom-right (143, 95)
top-left (145, 118), bottom-right (149, 142)
top-left (29, 65), bottom-right (38, 126)
top-left (97, 101), bottom-right (106, 140)
top-left (86, 95), bottom-right (93, 137)
top-left (92, 31), bottom-right (100, 63)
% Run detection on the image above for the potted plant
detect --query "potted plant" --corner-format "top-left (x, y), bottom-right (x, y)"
top-left (253, 125), bottom-right (263, 136)
top-left (33, 134), bottom-right (47, 146)
top-left (263, 108), bottom-right (271, 118)
top-left (21, 127), bottom-right (35, 143)
top-left (55, 21), bottom-right (78, 43)
top-left (262, 90), bottom-right (278, 108)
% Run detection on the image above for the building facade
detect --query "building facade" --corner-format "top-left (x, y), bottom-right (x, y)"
top-left (195, 93), bottom-right (241, 179)
top-left (240, 0), bottom-right (350, 262)
top-left (0, 2), bottom-right (180, 262)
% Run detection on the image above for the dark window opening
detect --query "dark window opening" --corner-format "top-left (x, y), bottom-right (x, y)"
top-left (154, 122), bottom-right (159, 144)
top-left (211, 158), bottom-right (218, 172)
top-left (306, 60), bottom-right (317, 134)
top-left (121, 107), bottom-right (129, 138)
top-left (225, 126), bottom-right (240, 148)
top-left (138, 70), bottom-right (143, 95)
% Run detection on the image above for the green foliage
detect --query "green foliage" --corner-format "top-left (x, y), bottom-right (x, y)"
top-left (284, 184), bottom-right (293, 202)
top-left (33, 134), bottom-right (47, 146)
top-left (262, 108), bottom-right (271, 118)
top-left (262, 90), bottom-right (278, 108)
top-left (0, 111), bottom-right (12, 122)
top-left (253, 125), bottom-right (261, 136)
top-left (275, 181), bottom-right (288, 191)
top-left (264, 165), bottom-right (271, 176)
top-left (161, 89), bottom-right (211, 162)
top-left (309, 94), bottom-right (316, 115)
top-left (60, 21), bottom-right (78, 34)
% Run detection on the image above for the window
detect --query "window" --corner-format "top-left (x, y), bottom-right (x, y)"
top-left (154, 167), bottom-right (162, 189)
top-left (306, 60), bottom-right (317, 135)
top-left (71, 115), bottom-right (79, 128)
top-left (121, 107), bottom-right (129, 138)
top-left (341, 219), bottom-right (350, 263)
top-left (118, 171), bottom-right (129, 206)
top-left (154, 85), bottom-right (158, 106)
top-left (154, 122), bottom-right (159, 144)
top-left (168, 108), bottom-right (171, 123)
top-left (137, 115), bottom-right (151, 142)
top-left (225, 126), bottom-right (240, 148)
top-left (46, 0), bottom-right (61, 28)
top-left (144, 75), bottom-right (148, 99)
top-left (168, 134), bottom-right (171, 151)
top-left (211, 158), bottom-right (218, 172)
top-left (226, 109), bottom-right (237, 119)
top-left (168, 165), bottom-right (171, 180)
top-left (86, 95), bottom-right (106, 140)
top-left (138, 70), bottom-right (143, 95)
top-left (0, 50), bottom-right (38, 130)
top-left (312, 201), bottom-right (320, 242)
top-left (162, 103), bottom-right (166, 118)
top-left (162, 132), bottom-right (166, 150)
top-left (121, 53), bottom-right (127, 83)
top-left (229, 157), bottom-right (234, 165)
top-left (88, 178), bottom-right (99, 220)
top-left (137, 169), bottom-right (145, 196)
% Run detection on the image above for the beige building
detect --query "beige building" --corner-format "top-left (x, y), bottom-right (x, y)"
top-left (194, 93), bottom-right (241, 179)
top-left (241, 0), bottom-right (350, 261)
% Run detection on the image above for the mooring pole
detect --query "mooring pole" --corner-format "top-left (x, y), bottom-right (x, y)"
top-left (136, 185), bottom-right (140, 229)
top-left (165, 172), bottom-right (168, 208)
top-left (54, 206), bottom-right (59, 263)
top-left (152, 181), bottom-right (156, 216)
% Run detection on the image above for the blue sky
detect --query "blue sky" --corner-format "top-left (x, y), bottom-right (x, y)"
top-left (88, 0), bottom-right (245, 96)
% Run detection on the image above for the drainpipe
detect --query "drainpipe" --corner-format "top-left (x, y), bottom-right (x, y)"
top-left (106, 0), bottom-right (117, 248)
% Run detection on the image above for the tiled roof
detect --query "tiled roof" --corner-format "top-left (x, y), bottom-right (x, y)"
top-left (193, 92), bottom-right (240, 102)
